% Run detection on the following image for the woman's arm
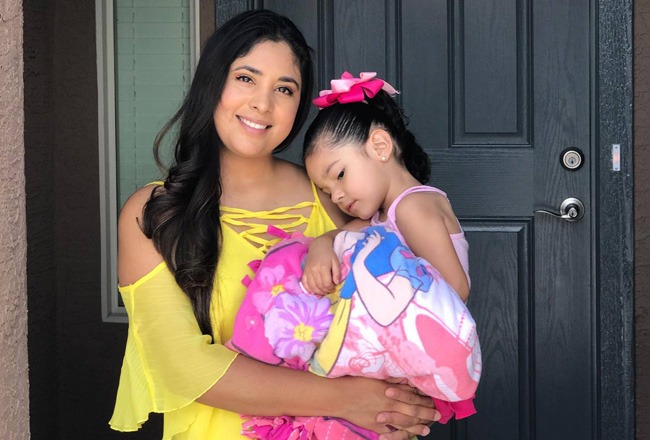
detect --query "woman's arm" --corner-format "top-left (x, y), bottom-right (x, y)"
top-left (395, 194), bottom-right (470, 302)
top-left (118, 186), bottom-right (438, 438)
top-left (198, 355), bottom-right (436, 437)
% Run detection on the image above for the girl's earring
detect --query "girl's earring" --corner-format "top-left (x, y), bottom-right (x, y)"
top-left (381, 156), bottom-right (386, 161)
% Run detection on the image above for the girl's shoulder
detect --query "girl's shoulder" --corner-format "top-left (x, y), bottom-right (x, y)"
top-left (393, 190), bottom-right (460, 234)
top-left (395, 191), bottom-right (449, 213)
top-left (394, 190), bottom-right (449, 215)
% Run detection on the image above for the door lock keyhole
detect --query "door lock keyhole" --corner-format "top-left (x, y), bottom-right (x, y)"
top-left (560, 148), bottom-right (585, 171)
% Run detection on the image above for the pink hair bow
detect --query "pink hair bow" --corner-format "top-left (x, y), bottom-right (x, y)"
top-left (313, 71), bottom-right (399, 108)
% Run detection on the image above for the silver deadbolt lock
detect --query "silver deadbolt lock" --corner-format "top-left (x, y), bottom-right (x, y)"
top-left (534, 198), bottom-right (585, 222)
top-left (560, 148), bottom-right (584, 171)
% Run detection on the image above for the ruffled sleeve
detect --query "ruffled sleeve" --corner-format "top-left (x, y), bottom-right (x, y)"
top-left (109, 262), bottom-right (238, 432)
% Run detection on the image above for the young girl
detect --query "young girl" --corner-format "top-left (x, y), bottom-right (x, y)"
top-left (226, 73), bottom-right (480, 439)
top-left (301, 72), bottom-right (470, 304)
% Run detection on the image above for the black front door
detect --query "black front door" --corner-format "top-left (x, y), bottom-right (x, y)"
top-left (216, 1), bottom-right (633, 438)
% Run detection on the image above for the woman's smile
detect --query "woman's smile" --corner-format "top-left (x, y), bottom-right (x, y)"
top-left (237, 115), bottom-right (272, 133)
top-left (214, 40), bottom-right (301, 158)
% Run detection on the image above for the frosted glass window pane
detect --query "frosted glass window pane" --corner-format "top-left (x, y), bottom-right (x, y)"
top-left (114, 0), bottom-right (191, 210)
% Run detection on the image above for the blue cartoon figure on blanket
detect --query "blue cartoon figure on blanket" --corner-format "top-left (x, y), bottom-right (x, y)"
top-left (335, 227), bottom-right (433, 327)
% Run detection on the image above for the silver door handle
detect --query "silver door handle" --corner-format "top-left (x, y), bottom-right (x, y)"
top-left (534, 197), bottom-right (585, 222)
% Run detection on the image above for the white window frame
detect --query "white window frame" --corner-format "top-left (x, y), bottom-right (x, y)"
top-left (96, 0), bottom-right (200, 322)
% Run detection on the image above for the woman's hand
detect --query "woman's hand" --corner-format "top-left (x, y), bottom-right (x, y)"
top-left (334, 376), bottom-right (439, 438)
top-left (375, 379), bottom-right (439, 439)
top-left (302, 235), bottom-right (340, 295)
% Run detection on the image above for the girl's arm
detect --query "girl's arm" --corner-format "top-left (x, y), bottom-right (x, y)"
top-left (303, 186), bottom-right (370, 294)
top-left (302, 218), bottom-right (371, 295)
top-left (394, 193), bottom-right (470, 302)
top-left (119, 186), bottom-right (438, 439)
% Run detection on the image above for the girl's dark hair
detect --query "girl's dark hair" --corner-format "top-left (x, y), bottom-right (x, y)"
top-left (303, 90), bottom-right (430, 184)
top-left (140, 10), bottom-right (314, 338)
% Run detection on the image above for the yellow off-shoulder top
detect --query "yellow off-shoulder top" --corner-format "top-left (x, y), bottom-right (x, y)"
top-left (110, 181), bottom-right (337, 439)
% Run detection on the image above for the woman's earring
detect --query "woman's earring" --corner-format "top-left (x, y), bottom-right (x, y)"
top-left (381, 156), bottom-right (386, 161)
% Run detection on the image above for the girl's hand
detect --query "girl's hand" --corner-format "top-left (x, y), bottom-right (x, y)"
top-left (302, 235), bottom-right (340, 295)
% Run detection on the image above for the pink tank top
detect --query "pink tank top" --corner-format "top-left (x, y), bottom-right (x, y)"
top-left (370, 185), bottom-right (471, 287)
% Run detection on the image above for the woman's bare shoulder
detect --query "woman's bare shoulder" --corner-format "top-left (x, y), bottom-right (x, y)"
top-left (276, 159), bottom-right (309, 179)
top-left (118, 185), bottom-right (165, 286)
top-left (275, 159), bottom-right (314, 196)
top-left (316, 188), bottom-right (349, 228)
top-left (275, 159), bottom-right (348, 227)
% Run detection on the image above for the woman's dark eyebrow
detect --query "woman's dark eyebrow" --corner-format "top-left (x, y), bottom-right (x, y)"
top-left (233, 64), bottom-right (262, 75)
top-left (232, 65), bottom-right (300, 90)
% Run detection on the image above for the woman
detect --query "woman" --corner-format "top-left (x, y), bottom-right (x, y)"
top-left (109, 9), bottom-right (438, 440)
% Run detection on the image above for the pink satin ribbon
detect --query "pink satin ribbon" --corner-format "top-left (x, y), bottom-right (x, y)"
top-left (313, 71), bottom-right (399, 108)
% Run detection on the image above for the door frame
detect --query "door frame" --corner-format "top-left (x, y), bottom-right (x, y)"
top-left (212, 0), bottom-right (635, 438)
top-left (596, 0), bottom-right (634, 438)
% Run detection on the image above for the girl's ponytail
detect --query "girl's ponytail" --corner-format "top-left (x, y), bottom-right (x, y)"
top-left (399, 130), bottom-right (430, 184)
top-left (367, 92), bottom-right (430, 184)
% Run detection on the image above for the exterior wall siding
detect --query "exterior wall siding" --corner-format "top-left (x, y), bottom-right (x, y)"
top-left (0, 0), bottom-right (30, 438)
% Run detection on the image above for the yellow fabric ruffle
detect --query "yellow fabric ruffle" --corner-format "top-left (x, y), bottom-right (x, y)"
top-left (110, 181), bottom-right (336, 439)
top-left (109, 264), bottom-right (239, 434)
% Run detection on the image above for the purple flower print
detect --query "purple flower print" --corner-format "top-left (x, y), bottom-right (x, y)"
top-left (249, 265), bottom-right (302, 314)
top-left (265, 292), bottom-right (333, 362)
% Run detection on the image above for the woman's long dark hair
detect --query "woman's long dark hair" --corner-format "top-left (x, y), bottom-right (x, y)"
top-left (140, 10), bottom-right (314, 338)
top-left (303, 90), bottom-right (430, 184)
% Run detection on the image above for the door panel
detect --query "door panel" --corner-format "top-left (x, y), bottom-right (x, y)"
top-left (533, 0), bottom-right (592, 438)
top-left (463, 221), bottom-right (532, 439)
top-left (217, 1), bottom-right (596, 438)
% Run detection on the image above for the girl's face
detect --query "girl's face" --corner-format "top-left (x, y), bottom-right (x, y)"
top-left (214, 40), bottom-right (302, 159)
top-left (305, 141), bottom-right (389, 219)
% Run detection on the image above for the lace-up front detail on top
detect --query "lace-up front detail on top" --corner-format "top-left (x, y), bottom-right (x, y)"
top-left (220, 181), bottom-right (333, 255)
top-left (221, 201), bottom-right (315, 253)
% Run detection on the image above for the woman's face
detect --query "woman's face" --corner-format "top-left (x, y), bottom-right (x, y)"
top-left (214, 40), bottom-right (302, 159)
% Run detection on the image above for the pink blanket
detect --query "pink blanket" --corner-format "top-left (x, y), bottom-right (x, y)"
top-left (227, 226), bottom-right (482, 439)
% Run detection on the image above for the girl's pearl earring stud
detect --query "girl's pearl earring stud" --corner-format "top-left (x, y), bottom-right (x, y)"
top-left (381, 156), bottom-right (386, 161)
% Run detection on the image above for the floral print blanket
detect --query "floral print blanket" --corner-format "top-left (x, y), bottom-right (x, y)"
top-left (226, 226), bottom-right (482, 440)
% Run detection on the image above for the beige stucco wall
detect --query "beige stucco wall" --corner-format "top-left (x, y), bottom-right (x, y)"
top-left (0, 0), bottom-right (30, 438)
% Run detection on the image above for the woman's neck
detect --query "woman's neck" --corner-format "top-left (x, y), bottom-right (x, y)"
top-left (219, 150), bottom-right (294, 210)
top-left (220, 151), bottom-right (277, 190)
